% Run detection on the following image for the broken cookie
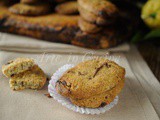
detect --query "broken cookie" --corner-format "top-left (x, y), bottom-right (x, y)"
top-left (2, 58), bottom-right (34, 78)
top-left (2, 58), bottom-right (46, 91)
top-left (9, 65), bottom-right (46, 91)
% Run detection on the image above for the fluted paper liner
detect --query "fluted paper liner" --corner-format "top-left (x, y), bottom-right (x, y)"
top-left (48, 64), bottom-right (118, 115)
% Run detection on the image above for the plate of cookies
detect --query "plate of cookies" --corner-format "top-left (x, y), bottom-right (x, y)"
top-left (48, 58), bottom-right (125, 114)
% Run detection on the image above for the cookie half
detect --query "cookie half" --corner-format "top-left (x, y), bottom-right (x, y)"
top-left (2, 58), bottom-right (34, 78)
top-left (9, 65), bottom-right (46, 90)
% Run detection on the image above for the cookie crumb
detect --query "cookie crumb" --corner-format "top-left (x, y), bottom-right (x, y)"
top-left (44, 93), bottom-right (52, 98)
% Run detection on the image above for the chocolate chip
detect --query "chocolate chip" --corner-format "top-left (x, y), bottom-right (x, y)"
top-left (106, 64), bottom-right (111, 68)
top-left (105, 96), bottom-right (108, 99)
top-left (21, 81), bottom-right (24, 86)
top-left (11, 74), bottom-right (14, 77)
top-left (47, 77), bottom-right (50, 81)
top-left (5, 60), bottom-right (13, 65)
top-left (78, 72), bottom-right (86, 75)
top-left (62, 81), bottom-right (67, 86)
top-left (100, 102), bottom-right (106, 107)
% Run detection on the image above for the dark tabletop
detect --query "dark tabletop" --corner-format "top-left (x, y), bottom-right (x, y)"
top-left (137, 42), bottom-right (160, 81)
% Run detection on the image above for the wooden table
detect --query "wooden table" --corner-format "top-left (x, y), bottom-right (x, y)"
top-left (138, 42), bottom-right (160, 81)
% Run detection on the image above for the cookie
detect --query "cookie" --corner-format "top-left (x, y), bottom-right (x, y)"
top-left (56, 58), bottom-right (125, 108)
top-left (78, 5), bottom-right (114, 25)
top-left (2, 58), bottom-right (34, 78)
top-left (9, 65), bottom-right (46, 90)
top-left (78, 17), bottom-right (102, 33)
top-left (20, 0), bottom-right (38, 4)
top-left (9, 3), bottom-right (51, 16)
top-left (78, 0), bottom-right (118, 18)
top-left (55, 1), bottom-right (78, 15)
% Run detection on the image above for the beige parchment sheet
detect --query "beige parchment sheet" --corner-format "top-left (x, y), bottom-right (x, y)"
top-left (0, 51), bottom-right (159, 120)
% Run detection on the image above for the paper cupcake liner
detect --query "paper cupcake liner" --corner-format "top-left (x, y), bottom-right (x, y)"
top-left (48, 64), bottom-right (119, 115)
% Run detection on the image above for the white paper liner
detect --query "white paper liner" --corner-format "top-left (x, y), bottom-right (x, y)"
top-left (48, 64), bottom-right (119, 115)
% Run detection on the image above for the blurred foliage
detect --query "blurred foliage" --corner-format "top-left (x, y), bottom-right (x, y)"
top-left (130, 0), bottom-right (160, 43)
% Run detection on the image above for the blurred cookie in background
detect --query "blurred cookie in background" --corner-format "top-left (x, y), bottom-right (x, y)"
top-left (78, 5), bottom-right (114, 26)
top-left (0, 0), bottom-right (19, 6)
top-left (55, 1), bottom-right (78, 15)
top-left (20, 0), bottom-right (39, 4)
top-left (9, 2), bottom-right (51, 16)
top-left (78, 17), bottom-right (102, 33)
top-left (78, 0), bottom-right (118, 19)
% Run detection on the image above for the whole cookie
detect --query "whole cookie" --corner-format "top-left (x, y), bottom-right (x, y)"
top-left (78, 17), bottom-right (102, 33)
top-left (2, 58), bottom-right (34, 78)
top-left (78, 5), bottom-right (114, 25)
top-left (55, 1), bottom-right (78, 15)
top-left (56, 58), bottom-right (125, 108)
top-left (78, 0), bottom-right (118, 18)
top-left (9, 3), bottom-right (51, 16)
top-left (9, 65), bottom-right (46, 90)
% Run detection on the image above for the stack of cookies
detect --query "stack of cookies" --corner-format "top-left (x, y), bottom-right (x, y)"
top-left (2, 58), bottom-right (46, 91)
top-left (78, 0), bottom-right (118, 34)
top-left (9, 0), bottom-right (51, 16)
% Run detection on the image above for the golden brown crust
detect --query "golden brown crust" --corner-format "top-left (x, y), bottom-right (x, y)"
top-left (70, 79), bottom-right (124, 108)
top-left (55, 1), bottom-right (78, 15)
top-left (56, 59), bottom-right (125, 100)
top-left (9, 3), bottom-right (51, 16)
top-left (78, 17), bottom-right (102, 33)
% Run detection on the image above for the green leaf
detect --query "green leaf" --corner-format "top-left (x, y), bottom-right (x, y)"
top-left (131, 31), bottom-right (144, 43)
top-left (144, 29), bottom-right (160, 40)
